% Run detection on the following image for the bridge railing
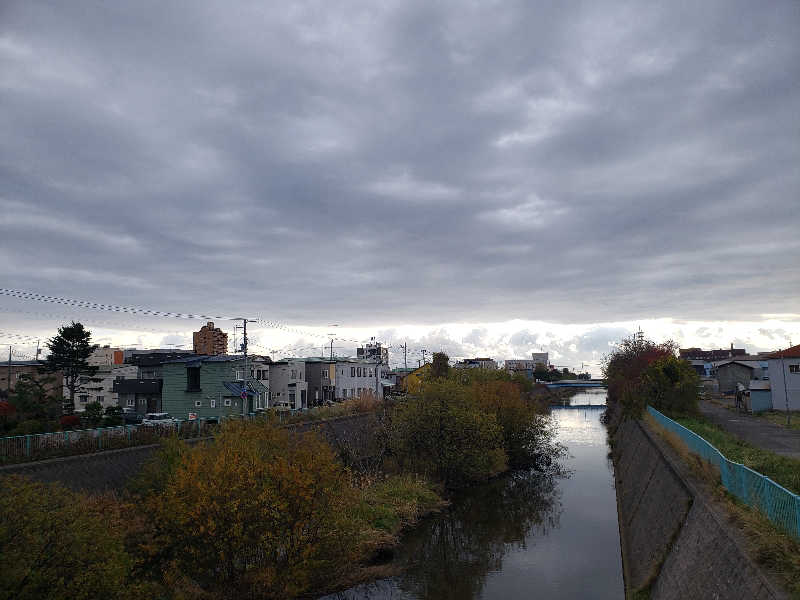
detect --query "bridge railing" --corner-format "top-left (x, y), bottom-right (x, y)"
top-left (647, 406), bottom-right (800, 540)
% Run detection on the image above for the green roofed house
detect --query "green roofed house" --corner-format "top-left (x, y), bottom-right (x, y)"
top-left (161, 355), bottom-right (270, 420)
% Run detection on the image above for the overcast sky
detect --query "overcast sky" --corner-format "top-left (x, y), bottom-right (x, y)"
top-left (1, 2), bottom-right (798, 371)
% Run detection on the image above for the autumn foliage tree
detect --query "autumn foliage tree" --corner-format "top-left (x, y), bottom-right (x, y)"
top-left (603, 335), bottom-right (694, 424)
top-left (0, 476), bottom-right (132, 600)
top-left (392, 381), bottom-right (507, 487)
top-left (150, 419), bottom-right (362, 598)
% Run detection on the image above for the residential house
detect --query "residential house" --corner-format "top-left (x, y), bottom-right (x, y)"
top-left (70, 346), bottom-right (137, 411)
top-left (404, 363), bottom-right (431, 395)
top-left (115, 351), bottom-right (199, 414)
top-left (714, 361), bottom-right (755, 394)
top-left (506, 353), bottom-right (549, 377)
top-left (304, 358), bottom-right (336, 406)
top-left (334, 358), bottom-right (389, 400)
top-left (161, 355), bottom-right (269, 419)
top-left (269, 359), bottom-right (308, 409)
top-left (767, 344), bottom-right (800, 412)
top-left (0, 360), bottom-right (63, 400)
top-left (679, 346), bottom-right (746, 362)
top-left (455, 357), bottom-right (498, 370)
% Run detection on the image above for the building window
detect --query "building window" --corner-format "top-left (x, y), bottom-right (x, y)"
top-left (291, 369), bottom-right (297, 379)
top-left (80, 395), bottom-right (88, 403)
top-left (369, 369), bottom-right (374, 377)
top-left (126, 398), bottom-right (134, 407)
top-left (790, 365), bottom-right (800, 374)
top-left (357, 367), bottom-right (362, 377)
top-left (195, 400), bottom-right (202, 407)
top-left (351, 367), bottom-right (356, 377)
top-left (96, 396), bottom-right (104, 404)
top-left (224, 398), bottom-right (232, 407)
top-left (211, 398), bottom-right (216, 408)
top-left (187, 367), bottom-right (201, 391)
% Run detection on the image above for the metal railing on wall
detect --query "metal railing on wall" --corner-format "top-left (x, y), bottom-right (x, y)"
top-left (647, 405), bottom-right (800, 541)
top-left (0, 419), bottom-right (217, 465)
top-left (0, 404), bottom-right (372, 464)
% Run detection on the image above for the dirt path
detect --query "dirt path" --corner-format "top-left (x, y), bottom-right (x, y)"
top-left (699, 400), bottom-right (800, 460)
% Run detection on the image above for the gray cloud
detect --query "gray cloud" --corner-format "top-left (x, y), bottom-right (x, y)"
top-left (0, 1), bottom-right (798, 331)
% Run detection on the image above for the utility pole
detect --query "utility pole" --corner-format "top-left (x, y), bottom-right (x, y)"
top-left (401, 342), bottom-right (408, 370)
top-left (7, 346), bottom-right (11, 393)
top-left (780, 346), bottom-right (791, 426)
top-left (234, 318), bottom-right (257, 416)
top-left (422, 349), bottom-right (428, 365)
top-left (330, 338), bottom-right (334, 361)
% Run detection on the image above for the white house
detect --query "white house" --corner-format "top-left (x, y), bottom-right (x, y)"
top-left (67, 346), bottom-right (137, 411)
top-left (335, 358), bottom-right (389, 400)
top-left (268, 359), bottom-right (308, 409)
top-left (767, 344), bottom-right (800, 412)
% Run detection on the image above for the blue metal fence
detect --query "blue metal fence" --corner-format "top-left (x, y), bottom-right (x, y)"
top-left (647, 405), bottom-right (800, 540)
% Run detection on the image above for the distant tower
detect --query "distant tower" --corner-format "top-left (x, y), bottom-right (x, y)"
top-left (193, 322), bottom-right (228, 355)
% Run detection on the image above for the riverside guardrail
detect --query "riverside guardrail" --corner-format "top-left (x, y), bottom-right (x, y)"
top-left (0, 407), bottom-right (363, 464)
top-left (647, 405), bottom-right (800, 541)
top-left (0, 419), bottom-right (217, 464)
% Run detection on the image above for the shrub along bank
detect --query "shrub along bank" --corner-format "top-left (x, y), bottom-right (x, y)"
top-left (0, 361), bottom-right (561, 599)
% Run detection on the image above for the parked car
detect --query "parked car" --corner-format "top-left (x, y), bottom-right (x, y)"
top-left (141, 412), bottom-right (179, 427)
top-left (122, 408), bottom-right (142, 425)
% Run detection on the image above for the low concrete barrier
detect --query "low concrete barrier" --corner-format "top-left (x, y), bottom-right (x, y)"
top-left (613, 418), bottom-right (786, 599)
top-left (0, 412), bottom-right (381, 493)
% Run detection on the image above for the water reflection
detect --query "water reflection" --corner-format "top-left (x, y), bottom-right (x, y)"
top-left (323, 391), bottom-right (623, 600)
top-left (325, 472), bottom-right (563, 600)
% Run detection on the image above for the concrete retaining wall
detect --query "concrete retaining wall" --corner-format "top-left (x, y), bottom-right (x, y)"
top-left (613, 418), bottom-right (786, 599)
top-left (0, 412), bottom-right (381, 493)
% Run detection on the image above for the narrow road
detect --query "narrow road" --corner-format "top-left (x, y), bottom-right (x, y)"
top-left (699, 400), bottom-right (800, 460)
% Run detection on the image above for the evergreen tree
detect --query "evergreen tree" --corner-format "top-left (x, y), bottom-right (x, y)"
top-left (40, 322), bottom-right (97, 414)
top-left (431, 352), bottom-right (450, 379)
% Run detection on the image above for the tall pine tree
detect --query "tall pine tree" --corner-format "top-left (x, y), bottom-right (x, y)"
top-left (40, 322), bottom-right (97, 414)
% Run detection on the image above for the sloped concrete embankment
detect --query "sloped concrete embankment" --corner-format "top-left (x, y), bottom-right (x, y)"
top-left (613, 418), bottom-right (786, 599)
top-left (0, 412), bottom-right (381, 493)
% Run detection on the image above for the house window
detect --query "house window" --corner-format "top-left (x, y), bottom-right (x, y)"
top-left (790, 365), bottom-right (800, 374)
top-left (351, 367), bottom-right (356, 377)
top-left (80, 395), bottom-right (88, 403)
top-left (195, 400), bottom-right (202, 407)
top-left (187, 367), bottom-right (201, 391)
top-left (126, 398), bottom-right (134, 407)
top-left (235, 370), bottom-right (243, 380)
top-left (224, 398), bottom-right (232, 407)
top-left (211, 399), bottom-right (216, 408)
top-left (369, 369), bottom-right (374, 377)
top-left (96, 396), bottom-right (104, 404)
top-left (357, 367), bottom-right (362, 377)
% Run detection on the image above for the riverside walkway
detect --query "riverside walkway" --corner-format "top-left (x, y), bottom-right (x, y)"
top-left (699, 399), bottom-right (800, 460)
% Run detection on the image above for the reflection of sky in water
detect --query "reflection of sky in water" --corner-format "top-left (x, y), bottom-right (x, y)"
top-left (567, 388), bottom-right (608, 405)
top-left (322, 390), bottom-right (622, 600)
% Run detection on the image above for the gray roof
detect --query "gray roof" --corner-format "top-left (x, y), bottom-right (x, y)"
top-left (164, 354), bottom-right (246, 365)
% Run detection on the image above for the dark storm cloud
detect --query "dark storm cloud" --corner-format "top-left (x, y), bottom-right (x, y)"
top-left (1, 1), bottom-right (798, 327)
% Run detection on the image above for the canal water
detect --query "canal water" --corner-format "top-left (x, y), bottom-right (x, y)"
top-left (323, 388), bottom-right (624, 599)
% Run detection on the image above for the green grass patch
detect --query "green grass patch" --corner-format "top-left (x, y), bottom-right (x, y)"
top-left (675, 415), bottom-right (800, 495)
top-left (355, 473), bottom-right (445, 535)
top-left (755, 410), bottom-right (800, 432)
